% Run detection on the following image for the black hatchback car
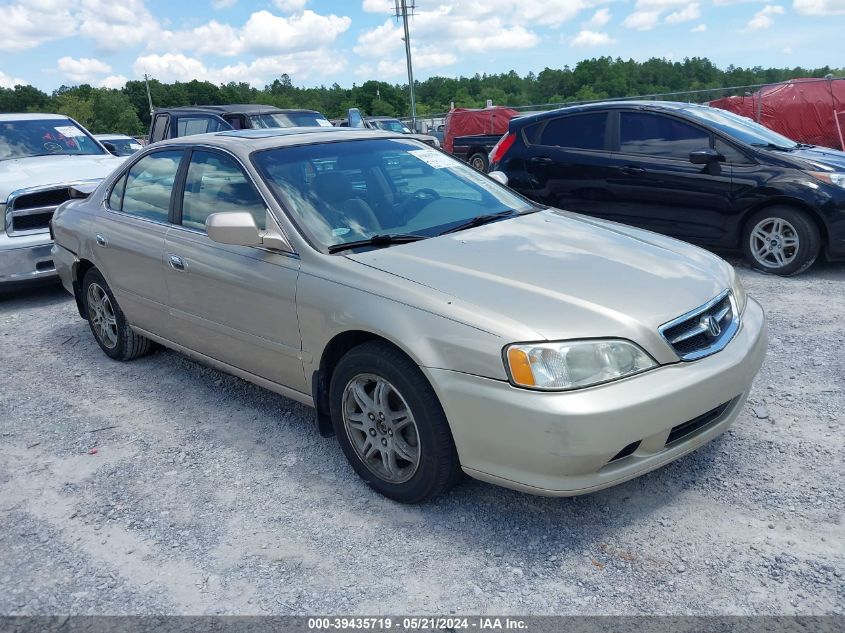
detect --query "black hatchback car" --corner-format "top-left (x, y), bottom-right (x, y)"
top-left (489, 101), bottom-right (845, 275)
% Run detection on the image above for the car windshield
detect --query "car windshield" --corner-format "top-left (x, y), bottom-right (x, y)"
top-left (0, 118), bottom-right (107, 160)
top-left (250, 112), bottom-right (332, 128)
top-left (370, 119), bottom-right (412, 134)
top-left (253, 138), bottom-right (534, 250)
top-left (683, 106), bottom-right (799, 149)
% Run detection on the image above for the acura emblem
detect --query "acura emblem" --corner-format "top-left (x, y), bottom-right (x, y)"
top-left (702, 315), bottom-right (722, 338)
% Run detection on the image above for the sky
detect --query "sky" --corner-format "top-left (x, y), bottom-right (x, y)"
top-left (1, 0), bottom-right (844, 92)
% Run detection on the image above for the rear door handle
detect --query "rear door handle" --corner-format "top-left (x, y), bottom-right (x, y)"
top-left (95, 234), bottom-right (107, 247)
top-left (530, 156), bottom-right (554, 164)
top-left (168, 255), bottom-right (186, 271)
top-left (620, 165), bottom-right (646, 175)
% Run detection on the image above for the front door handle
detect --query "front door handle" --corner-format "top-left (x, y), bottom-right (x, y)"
top-left (620, 165), bottom-right (646, 175)
top-left (169, 255), bottom-right (186, 271)
top-left (95, 234), bottom-right (107, 247)
top-left (530, 156), bottom-right (554, 164)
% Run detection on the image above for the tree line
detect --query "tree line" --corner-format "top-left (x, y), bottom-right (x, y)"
top-left (1, 56), bottom-right (842, 136)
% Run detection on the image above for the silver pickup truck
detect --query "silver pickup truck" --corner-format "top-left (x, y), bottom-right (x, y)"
top-left (1, 113), bottom-right (125, 289)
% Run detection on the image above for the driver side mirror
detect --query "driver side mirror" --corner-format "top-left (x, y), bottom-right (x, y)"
top-left (488, 171), bottom-right (509, 186)
top-left (206, 212), bottom-right (293, 253)
top-left (689, 148), bottom-right (725, 165)
top-left (101, 141), bottom-right (119, 155)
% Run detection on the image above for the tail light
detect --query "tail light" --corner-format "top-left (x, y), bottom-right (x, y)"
top-left (489, 132), bottom-right (515, 167)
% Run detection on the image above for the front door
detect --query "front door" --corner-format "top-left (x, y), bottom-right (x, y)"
top-left (163, 148), bottom-right (306, 393)
top-left (604, 110), bottom-right (734, 242)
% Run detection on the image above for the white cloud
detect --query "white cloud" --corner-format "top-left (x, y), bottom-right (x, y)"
top-left (691, 23), bottom-right (708, 31)
top-left (793, 0), bottom-right (845, 13)
top-left (570, 30), bottom-right (616, 47)
top-left (0, 69), bottom-right (27, 88)
top-left (213, 0), bottom-right (237, 7)
top-left (154, 10), bottom-right (351, 57)
top-left (584, 7), bottom-right (612, 27)
top-left (134, 51), bottom-right (346, 87)
top-left (666, 3), bottom-right (701, 23)
top-left (623, 10), bottom-right (661, 29)
top-left (77, 0), bottom-right (161, 53)
top-left (782, 46), bottom-right (794, 54)
top-left (274, 0), bottom-right (308, 11)
top-left (99, 74), bottom-right (128, 89)
top-left (746, 4), bottom-right (784, 29)
top-left (56, 56), bottom-right (113, 83)
top-left (1, 1), bottom-right (77, 52)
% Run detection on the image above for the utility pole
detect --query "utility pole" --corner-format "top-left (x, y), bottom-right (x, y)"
top-left (144, 73), bottom-right (154, 117)
top-left (394, 0), bottom-right (417, 132)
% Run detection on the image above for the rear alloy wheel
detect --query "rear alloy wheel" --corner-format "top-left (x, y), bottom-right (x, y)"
top-left (330, 341), bottom-right (462, 502)
top-left (742, 207), bottom-right (820, 276)
top-left (82, 268), bottom-right (155, 361)
top-left (468, 152), bottom-right (489, 172)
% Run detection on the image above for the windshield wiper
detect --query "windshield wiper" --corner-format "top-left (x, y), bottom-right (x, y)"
top-left (327, 233), bottom-right (427, 254)
top-left (750, 142), bottom-right (798, 151)
top-left (438, 210), bottom-right (518, 236)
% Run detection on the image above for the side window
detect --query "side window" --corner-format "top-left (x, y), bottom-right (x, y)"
top-left (715, 137), bottom-right (751, 164)
top-left (120, 150), bottom-right (183, 222)
top-left (176, 116), bottom-right (228, 137)
top-left (150, 114), bottom-right (168, 141)
top-left (108, 174), bottom-right (126, 210)
top-left (536, 113), bottom-right (608, 150)
top-left (620, 112), bottom-right (711, 159)
top-left (181, 151), bottom-right (266, 232)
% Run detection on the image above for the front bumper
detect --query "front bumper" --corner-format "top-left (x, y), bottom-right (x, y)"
top-left (427, 296), bottom-right (767, 496)
top-left (0, 231), bottom-right (57, 287)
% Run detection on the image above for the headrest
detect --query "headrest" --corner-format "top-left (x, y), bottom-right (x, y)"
top-left (313, 171), bottom-right (355, 203)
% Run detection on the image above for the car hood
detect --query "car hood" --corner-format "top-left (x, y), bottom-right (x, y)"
top-left (0, 154), bottom-right (126, 202)
top-left (780, 146), bottom-right (845, 171)
top-left (346, 210), bottom-right (732, 350)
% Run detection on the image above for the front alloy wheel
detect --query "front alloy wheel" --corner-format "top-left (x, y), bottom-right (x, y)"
top-left (742, 206), bottom-right (820, 276)
top-left (342, 374), bottom-right (420, 484)
top-left (748, 217), bottom-right (800, 270)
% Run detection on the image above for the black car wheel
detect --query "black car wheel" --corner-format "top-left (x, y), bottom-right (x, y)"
top-left (329, 341), bottom-right (463, 503)
top-left (82, 268), bottom-right (155, 360)
top-left (742, 207), bottom-right (820, 276)
top-left (468, 152), bottom-right (489, 172)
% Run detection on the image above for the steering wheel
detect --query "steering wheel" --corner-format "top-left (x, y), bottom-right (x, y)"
top-left (412, 188), bottom-right (441, 202)
top-left (43, 142), bottom-right (62, 153)
top-left (397, 187), bottom-right (442, 224)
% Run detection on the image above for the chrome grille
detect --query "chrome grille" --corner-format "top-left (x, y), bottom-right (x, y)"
top-left (659, 289), bottom-right (739, 361)
top-left (6, 186), bottom-right (72, 235)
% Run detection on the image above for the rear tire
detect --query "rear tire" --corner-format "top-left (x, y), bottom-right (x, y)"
top-left (329, 341), bottom-right (463, 503)
top-left (742, 206), bottom-right (820, 276)
top-left (82, 268), bottom-right (155, 361)
top-left (468, 152), bottom-right (489, 172)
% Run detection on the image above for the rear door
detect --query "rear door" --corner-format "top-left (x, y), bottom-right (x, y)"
top-left (163, 147), bottom-right (306, 393)
top-left (96, 149), bottom-right (185, 336)
top-left (521, 111), bottom-right (615, 214)
top-left (605, 110), bottom-right (734, 241)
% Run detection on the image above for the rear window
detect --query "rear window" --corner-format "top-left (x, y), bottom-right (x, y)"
top-left (533, 113), bottom-right (608, 151)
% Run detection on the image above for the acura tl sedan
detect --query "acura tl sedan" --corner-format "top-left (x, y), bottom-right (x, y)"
top-left (51, 127), bottom-right (767, 502)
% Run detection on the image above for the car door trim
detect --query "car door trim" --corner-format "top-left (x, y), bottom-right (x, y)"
top-left (131, 325), bottom-right (313, 406)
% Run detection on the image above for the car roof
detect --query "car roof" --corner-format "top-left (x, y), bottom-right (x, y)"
top-left (157, 127), bottom-right (404, 152)
top-left (154, 104), bottom-right (322, 116)
top-left (94, 133), bottom-right (136, 140)
top-left (0, 113), bottom-right (75, 122)
top-left (514, 100), bottom-right (711, 124)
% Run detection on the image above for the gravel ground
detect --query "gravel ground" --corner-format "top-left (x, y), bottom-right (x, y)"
top-left (0, 259), bottom-right (843, 616)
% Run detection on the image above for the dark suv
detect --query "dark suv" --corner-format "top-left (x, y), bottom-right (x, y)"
top-left (148, 104), bottom-right (332, 143)
top-left (490, 101), bottom-right (845, 275)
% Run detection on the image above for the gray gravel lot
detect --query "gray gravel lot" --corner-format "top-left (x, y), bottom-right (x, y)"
top-left (0, 259), bottom-right (843, 616)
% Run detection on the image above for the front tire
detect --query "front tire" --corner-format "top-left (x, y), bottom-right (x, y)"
top-left (329, 341), bottom-right (462, 503)
top-left (82, 268), bottom-right (154, 361)
top-left (742, 206), bottom-right (820, 276)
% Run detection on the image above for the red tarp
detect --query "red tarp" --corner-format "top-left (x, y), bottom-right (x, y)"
top-left (443, 106), bottom-right (520, 153)
top-left (709, 78), bottom-right (845, 150)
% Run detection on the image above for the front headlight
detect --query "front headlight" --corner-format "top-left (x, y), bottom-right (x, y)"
top-left (807, 171), bottom-right (845, 189)
top-left (504, 339), bottom-right (657, 391)
top-left (729, 267), bottom-right (747, 313)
